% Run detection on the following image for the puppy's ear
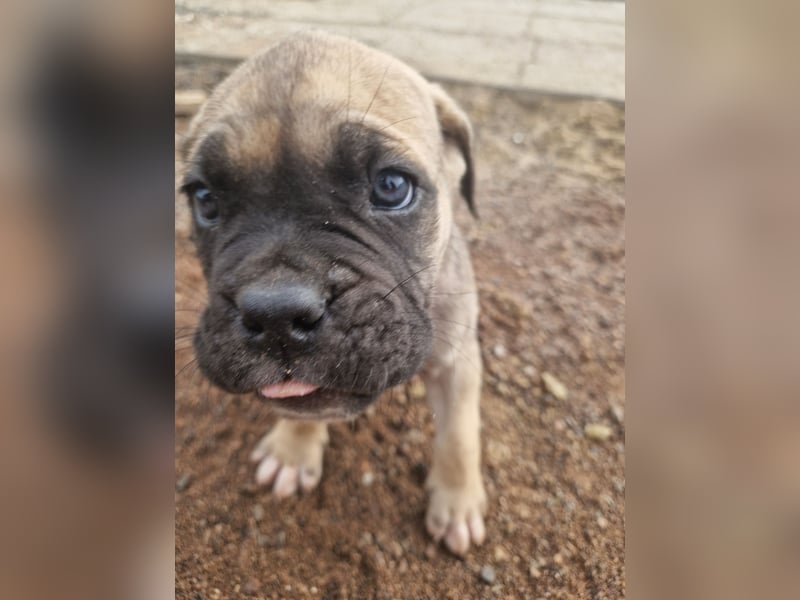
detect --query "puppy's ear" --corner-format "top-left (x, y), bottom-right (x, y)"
top-left (430, 83), bottom-right (476, 217)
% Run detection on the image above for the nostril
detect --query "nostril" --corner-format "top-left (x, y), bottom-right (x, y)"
top-left (241, 314), bottom-right (265, 335)
top-left (295, 303), bottom-right (325, 328)
top-left (292, 316), bottom-right (315, 332)
top-left (290, 311), bottom-right (323, 338)
top-left (235, 284), bottom-right (326, 346)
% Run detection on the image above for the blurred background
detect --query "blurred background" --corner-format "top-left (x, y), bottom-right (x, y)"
top-left (627, 2), bottom-right (800, 599)
top-left (1, 1), bottom-right (173, 599)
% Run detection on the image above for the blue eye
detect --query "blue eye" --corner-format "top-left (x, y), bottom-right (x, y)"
top-left (192, 186), bottom-right (220, 226)
top-left (371, 170), bottom-right (414, 210)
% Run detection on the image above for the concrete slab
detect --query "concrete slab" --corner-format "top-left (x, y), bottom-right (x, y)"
top-left (175, 0), bottom-right (625, 101)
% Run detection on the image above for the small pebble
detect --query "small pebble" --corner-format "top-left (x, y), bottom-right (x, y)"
top-left (257, 531), bottom-right (286, 548)
top-left (495, 382), bottom-right (512, 398)
top-left (252, 504), bottom-right (265, 522)
top-left (523, 365), bottom-right (537, 378)
top-left (493, 546), bottom-right (509, 562)
top-left (542, 372), bottom-right (568, 400)
top-left (511, 371), bottom-right (530, 388)
top-left (584, 423), bottom-right (613, 441)
top-left (597, 515), bottom-right (609, 529)
top-left (493, 343), bottom-right (507, 359)
top-left (361, 471), bottom-right (375, 486)
top-left (529, 563), bottom-right (542, 578)
top-left (176, 473), bottom-right (192, 492)
top-left (239, 483), bottom-right (259, 497)
top-left (512, 132), bottom-right (525, 145)
top-left (409, 377), bottom-right (426, 400)
top-left (479, 565), bottom-right (496, 584)
top-left (405, 429), bottom-right (425, 444)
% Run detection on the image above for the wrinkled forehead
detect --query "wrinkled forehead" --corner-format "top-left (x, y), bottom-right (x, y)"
top-left (184, 37), bottom-right (442, 177)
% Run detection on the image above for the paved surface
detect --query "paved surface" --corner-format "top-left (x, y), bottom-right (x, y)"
top-left (175, 0), bottom-right (625, 101)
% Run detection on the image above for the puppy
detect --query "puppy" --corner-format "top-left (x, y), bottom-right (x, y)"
top-left (180, 31), bottom-right (486, 555)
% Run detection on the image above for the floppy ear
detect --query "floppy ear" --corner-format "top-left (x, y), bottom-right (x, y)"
top-left (429, 83), bottom-right (476, 217)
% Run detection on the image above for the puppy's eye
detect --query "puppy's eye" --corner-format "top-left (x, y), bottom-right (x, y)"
top-left (191, 186), bottom-right (220, 226)
top-left (371, 169), bottom-right (414, 210)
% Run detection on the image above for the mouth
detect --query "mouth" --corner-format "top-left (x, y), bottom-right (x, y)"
top-left (255, 378), bottom-right (377, 420)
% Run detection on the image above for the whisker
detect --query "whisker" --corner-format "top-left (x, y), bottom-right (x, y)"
top-left (430, 333), bottom-right (479, 370)
top-left (174, 330), bottom-right (197, 341)
top-left (382, 263), bottom-right (435, 301)
top-left (430, 316), bottom-right (479, 334)
top-left (393, 313), bottom-right (479, 341)
top-left (346, 40), bottom-right (352, 121)
top-left (376, 116), bottom-right (418, 132)
top-left (360, 63), bottom-right (390, 124)
top-left (175, 356), bottom-right (199, 379)
top-left (429, 290), bottom-right (480, 296)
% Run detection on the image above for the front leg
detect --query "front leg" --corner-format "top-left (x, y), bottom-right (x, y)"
top-left (250, 419), bottom-right (328, 497)
top-left (423, 333), bottom-right (487, 555)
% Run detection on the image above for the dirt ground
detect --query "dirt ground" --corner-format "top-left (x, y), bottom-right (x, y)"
top-left (175, 56), bottom-right (625, 599)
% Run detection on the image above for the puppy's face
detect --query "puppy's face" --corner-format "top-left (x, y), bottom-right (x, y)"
top-left (180, 33), bottom-right (472, 419)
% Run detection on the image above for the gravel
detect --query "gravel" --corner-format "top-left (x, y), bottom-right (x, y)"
top-left (480, 565), bottom-right (497, 584)
top-left (584, 423), bottom-right (614, 441)
top-left (175, 473), bottom-right (192, 492)
top-left (542, 372), bottom-right (569, 401)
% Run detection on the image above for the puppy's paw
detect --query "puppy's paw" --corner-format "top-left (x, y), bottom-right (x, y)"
top-left (249, 420), bottom-right (328, 498)
top-left (425, 477), bottom-right (487, 556)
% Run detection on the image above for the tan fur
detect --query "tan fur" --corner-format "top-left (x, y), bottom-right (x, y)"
top-left (229, 115), bottom-right (282, 170)
top-left (185, 31), bottom-right (486, 556)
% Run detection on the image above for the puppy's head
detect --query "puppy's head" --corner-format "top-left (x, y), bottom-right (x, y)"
top-left (180, 32), bottom-right (473, 419)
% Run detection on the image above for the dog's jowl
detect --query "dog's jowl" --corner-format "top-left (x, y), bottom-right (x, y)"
top-left (180, 31), bottom-right (486, 555)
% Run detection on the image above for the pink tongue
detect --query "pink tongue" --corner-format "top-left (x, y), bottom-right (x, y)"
top-left (260, 380), bottom-right (320, 399)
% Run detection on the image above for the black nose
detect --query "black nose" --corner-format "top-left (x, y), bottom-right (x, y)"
top-left (236, 284), bottom-right (326, 349)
